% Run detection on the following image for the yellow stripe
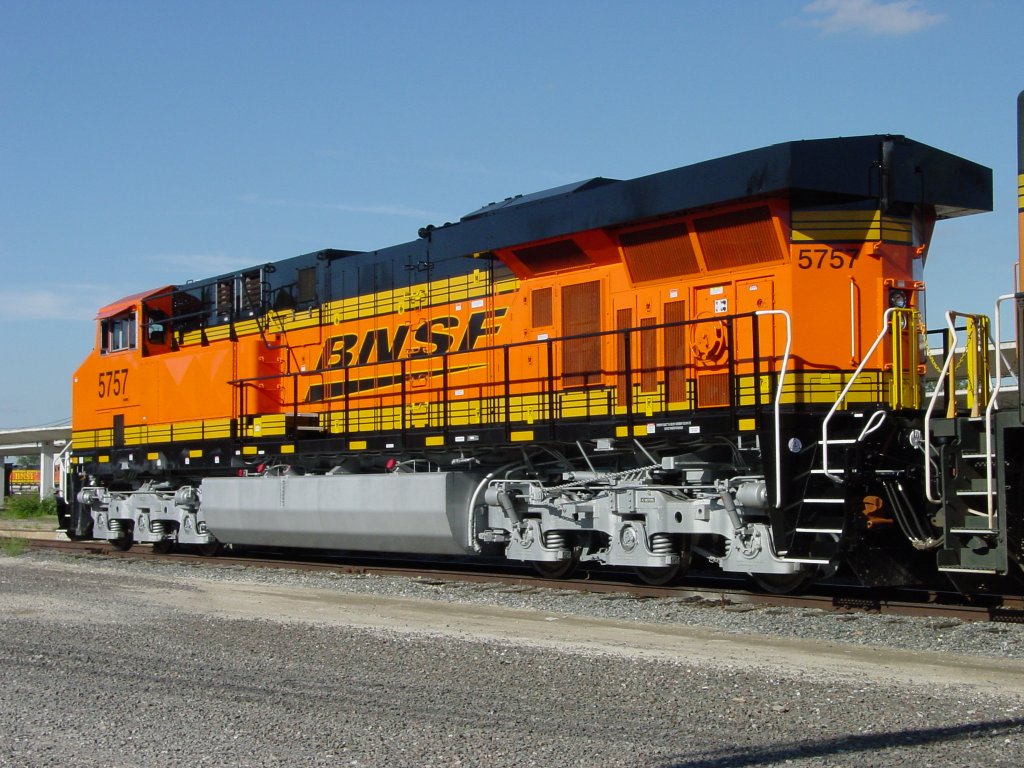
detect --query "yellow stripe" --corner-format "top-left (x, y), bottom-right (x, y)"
top-left (248, 415), bottom-right (286, 437)
top-left (146, 425), bottom-right (172, 442)
top-left (72, 430), bottom-right (98, 449)
top-left (1018, 173), bottom-right (1023, 211)
top-left (793, 210), bottom-right (881, 222)
top-left (73, 367), bottom-right (897, 464)
top-left (180, 270), bottom-right (519, 347)
top-left (791, 210), bottom-right (912, 244)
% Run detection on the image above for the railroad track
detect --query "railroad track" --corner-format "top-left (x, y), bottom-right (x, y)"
top-left (10, 534), bottom-right (1024, 624)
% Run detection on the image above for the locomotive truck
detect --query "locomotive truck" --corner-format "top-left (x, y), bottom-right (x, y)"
top-left (57, 94), bottom-right (1024, 594)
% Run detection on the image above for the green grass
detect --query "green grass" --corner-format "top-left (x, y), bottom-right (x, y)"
top-left (1, 495), bottom-right (57, 519)
top-left (0, 537), bottom-right (28, 556)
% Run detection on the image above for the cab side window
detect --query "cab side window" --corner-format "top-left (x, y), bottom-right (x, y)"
top-left (101, 312), bottom-right (137, 354)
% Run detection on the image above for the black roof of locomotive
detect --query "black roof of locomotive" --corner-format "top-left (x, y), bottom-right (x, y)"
top-left (186, 134), bottom-right (993, 288)
top-left (430, 134), bottom-right (992, 258)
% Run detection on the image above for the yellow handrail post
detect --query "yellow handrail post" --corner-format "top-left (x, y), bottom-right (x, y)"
top-left (964, 315), bottom-right (991, 418)
top-left (889, 308), bottom-right (920, 410)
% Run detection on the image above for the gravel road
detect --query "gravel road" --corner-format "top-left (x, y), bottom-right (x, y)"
top-left (2, 552), bottom-right (1023, 767)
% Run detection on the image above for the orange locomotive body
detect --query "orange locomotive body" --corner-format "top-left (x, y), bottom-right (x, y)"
top-left (64, 133), bottom-right (1015, 592)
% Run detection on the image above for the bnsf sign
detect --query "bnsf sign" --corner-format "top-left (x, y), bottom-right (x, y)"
top-left (9, 469), bottom-right (40, 485)
top-left (305, 308), bottom-right (508, 403)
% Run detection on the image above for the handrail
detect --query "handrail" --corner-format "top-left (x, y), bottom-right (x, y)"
top-left (923, 310), bottom-right (992, 506)
top-left (923, 311), bottom-right (962, 504)
top-left (963, 314), bottom-right (991, 417)
top-left (754, 309), bottom-right (792, 508)
top-left (849, 278), bottom-right (858, 361)
top-left (890, 306), bottom-right (921, 409)
top-left (226, 309), bottom-right (798, 507)
top-left (53, 439), bottom-right (75, 504)
top-left (821, 307), bottom-right (896, 483)
top-left (981, 293), bottom-right (1024, 528)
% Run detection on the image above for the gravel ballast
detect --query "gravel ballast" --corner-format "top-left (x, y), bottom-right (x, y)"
top-left (2, 551), bottom-right (1023, 767)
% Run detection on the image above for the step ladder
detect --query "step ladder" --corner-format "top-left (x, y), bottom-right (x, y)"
top-left (779, 310), bottom-right (914, 566)
top-left (924, 302), bottom-right (1018, 578)
top-left (778, 433), bottom-right (855, 565)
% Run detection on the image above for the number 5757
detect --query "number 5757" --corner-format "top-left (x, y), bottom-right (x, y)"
top-left (98, 368), bottom-right (128, 398)
top-left (797, 248), bottom-right (859, 269)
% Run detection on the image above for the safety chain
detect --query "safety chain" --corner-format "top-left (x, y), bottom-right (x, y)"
top-left (924, 338), bottom-right (967, 377)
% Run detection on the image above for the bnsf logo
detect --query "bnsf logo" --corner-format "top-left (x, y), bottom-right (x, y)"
top-left (317, 308), bottom-right (508, 368)
top-left (306, 308), bottom-right (508, 402)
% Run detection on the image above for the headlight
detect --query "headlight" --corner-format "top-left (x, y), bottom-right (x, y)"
top-left (889, 289), bottom-right (908, 308)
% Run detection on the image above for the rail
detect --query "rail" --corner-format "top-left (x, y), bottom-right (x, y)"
top-left (21, 537), bottom-right (1024, 621)
top-left (923, 310), bottom-right (990, 507)
top-left (820, 307), bottom-right (897, 483)
top-left (754, 309), bottom-right (792, 508)
top-left (980, 293), bottom-right (1024, 528)
top-left (53, 439), bottom-right (74, 504)
top-left (923, 312), bottom-right (962, 504)
top-left (229, 310), bottom-right (795, 447)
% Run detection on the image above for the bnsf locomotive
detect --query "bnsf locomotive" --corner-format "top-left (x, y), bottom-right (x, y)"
top-left (58, 95), bottom-right (1024, 594)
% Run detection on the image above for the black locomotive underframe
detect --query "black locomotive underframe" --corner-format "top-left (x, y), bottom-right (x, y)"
top-left (65, 404), bottom-right (947, 582)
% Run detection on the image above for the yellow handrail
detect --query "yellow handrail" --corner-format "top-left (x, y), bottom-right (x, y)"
top-left (889, 307), bottom-right (920, 409)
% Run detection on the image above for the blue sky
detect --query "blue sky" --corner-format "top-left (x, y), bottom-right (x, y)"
top-left (1, 0), bottom-right (1021, 428)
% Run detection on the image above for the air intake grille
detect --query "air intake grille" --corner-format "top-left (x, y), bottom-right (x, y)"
top-left (695, 207), bottom-right (782, 271)
top-left (532, 287), bottom-right (553, 327)
top-left (664, 300), bottom-right (687, 404)
top-left (619, 223), bottom-right (699, 282)
top-left (697, 372), bottom-right (730, 407)
top-left (562, 281), bottom-right (602, 387)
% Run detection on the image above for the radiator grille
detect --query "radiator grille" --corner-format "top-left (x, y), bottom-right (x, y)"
top-left (562, 281), bottom-right (602, 387)
top-left (616, 307), bottom-right (632, 404)
top-left (619, 223), bottom-right (699, 282)
top-left (532, 287), bottom-right (552, 327)
top-left (664, 300), bottom-right (687, 403)
top-left (695, 207), bottom-right (783, 271)
top-left (640, 317), bottom-right (657, 392)
top-left (697, 372), bottom-right (730, 407)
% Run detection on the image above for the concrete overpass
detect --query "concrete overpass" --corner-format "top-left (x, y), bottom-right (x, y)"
top-left (0, 425), bottom-right (71, 506)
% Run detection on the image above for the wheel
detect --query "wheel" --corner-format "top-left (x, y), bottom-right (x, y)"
top-left (152, 539), bottom-right (175, 555)
top-left (635, 565), bottom-right (683, 586)
top-left (749, 569), bottom-right (817, 594)
top-left (635, 551), bottom-right (692, 586)
top-left (109, 535), bottom-right (133, 552)
top-left (530, 549), bottom-right (580, 579)
top-left (194, 541), bottom-right (221, 557)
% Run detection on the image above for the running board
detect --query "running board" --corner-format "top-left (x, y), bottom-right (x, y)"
top-left (796, 527), bottom-right (843, 534)
top-left (938, 566), bottom-right (998, 574)
top-left (949, 527), bottom-right (997, 536)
